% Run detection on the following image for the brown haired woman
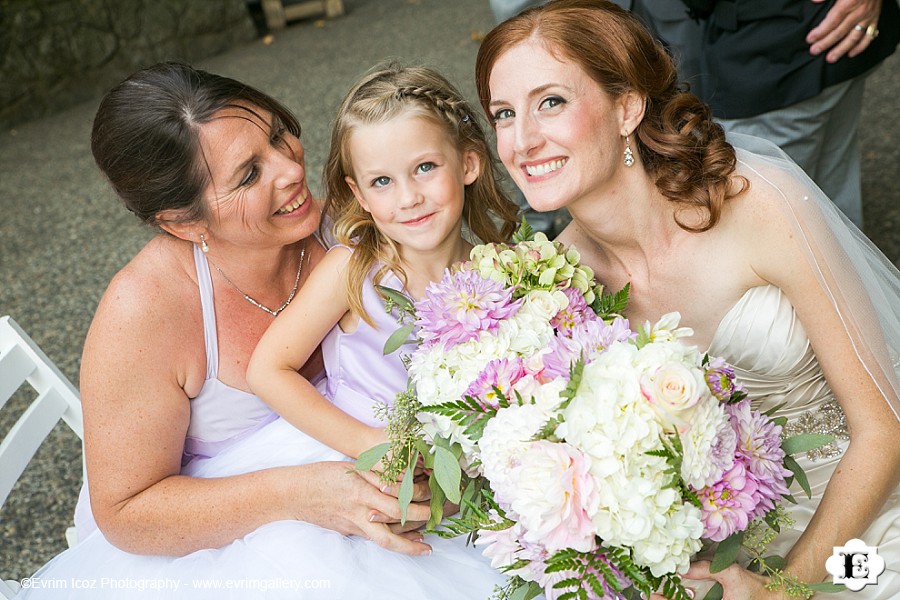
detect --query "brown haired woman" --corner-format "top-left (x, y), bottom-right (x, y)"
top-left (19, 62), bottom-right (509, 599)
top-left (476, 1), bottom-right (900, 598)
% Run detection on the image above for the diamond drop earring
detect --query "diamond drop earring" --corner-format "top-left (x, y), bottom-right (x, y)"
top-left (623, 134), bottom-right (635, 167)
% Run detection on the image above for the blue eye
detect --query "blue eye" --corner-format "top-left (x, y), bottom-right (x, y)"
top-left (372, 176), bottom-right (391, 188)
top-left (491, 108), bottom-right (514, 123)
top-left (539, 96), bottom-right (565, 110)
top-left (416, 162), bottom-right (436, 174)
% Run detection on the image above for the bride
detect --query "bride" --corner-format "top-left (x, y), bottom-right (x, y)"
top-left (475, 1), bottom-right (900, 598)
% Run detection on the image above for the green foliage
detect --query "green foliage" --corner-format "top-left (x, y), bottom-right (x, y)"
top-left (376, 284), bottom-right (416, 316)
top-left (427, 487), bottom-right (512, 540)
top-left (706, 508), bottom-right (820, 599)
top-left (710, 531), bottom-right (744, 573)
top-left (782, 454), bottom-right (811, 499)
top-left (542, 546), bottom-right (694, 600)
top-left (383, 322), bottom-right (416, 355)
top-left (512, 216), bottom-right (536, 243)
top-left (376, 285), bottom-right (418, 354)
top-left (490, 577), bottom-right (543, 600)
top-left (592, 282), bottom-right (630, 319)
top-left (557, 358), bottom-right (585, 411)
top-left (398, 457), bottom-right (416, 524)
top-left (354, 443), bottom-right (390, 471)
top-left (370, 388), bottom-right (424, 485)
top-left (432, 443), bottom-right (462, 504)
top-left (781, 433), bottom-right (834, 456)
top-left (421, 393), bottom-right (508, 442)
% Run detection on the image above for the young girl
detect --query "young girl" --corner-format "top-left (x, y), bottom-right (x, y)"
top-left (247, 64), bottom-right (518, 473)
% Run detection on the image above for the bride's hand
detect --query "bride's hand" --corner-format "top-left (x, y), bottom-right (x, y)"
top-left (678, 561), bottom-right (786, 600)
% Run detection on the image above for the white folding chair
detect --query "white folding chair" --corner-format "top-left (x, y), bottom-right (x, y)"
top-left (0, 315), bottom-right (84, 599)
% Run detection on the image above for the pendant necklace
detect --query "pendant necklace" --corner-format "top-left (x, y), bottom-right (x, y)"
top-left (214, 247), bottom-right (306, 317)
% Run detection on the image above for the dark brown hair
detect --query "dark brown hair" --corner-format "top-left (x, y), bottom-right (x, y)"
top-left (91, 62), bottom-right (301, 228)
top-left (475, 0), bottom-right (744, 231)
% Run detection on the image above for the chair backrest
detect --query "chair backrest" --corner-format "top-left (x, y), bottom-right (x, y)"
top-left (0, 315), bottom-right (83, 598)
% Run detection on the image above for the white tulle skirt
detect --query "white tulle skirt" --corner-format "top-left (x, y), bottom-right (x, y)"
top-left (20, 418), bottom-right (508, 599)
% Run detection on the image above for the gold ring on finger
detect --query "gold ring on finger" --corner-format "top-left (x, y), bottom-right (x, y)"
top-left (866, 25), bottom-right (879, 38)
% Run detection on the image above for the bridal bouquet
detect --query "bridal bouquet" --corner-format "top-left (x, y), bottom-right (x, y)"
top-left (360, 225), bottom-right (830, 600)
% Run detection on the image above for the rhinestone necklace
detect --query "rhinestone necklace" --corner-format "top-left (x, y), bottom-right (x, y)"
top-left (214, 247), bottom-right (306, 317)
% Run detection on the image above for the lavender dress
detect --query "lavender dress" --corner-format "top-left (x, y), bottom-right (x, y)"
top-left (20, 248), bottom-right (508, 599)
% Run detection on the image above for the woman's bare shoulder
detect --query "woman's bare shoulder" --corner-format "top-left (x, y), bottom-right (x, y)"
top-left (87, 237), bottom-right (202, 363)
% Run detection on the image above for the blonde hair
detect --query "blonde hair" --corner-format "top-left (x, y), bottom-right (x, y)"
top-left (322, 64), bottom-right (518, 326)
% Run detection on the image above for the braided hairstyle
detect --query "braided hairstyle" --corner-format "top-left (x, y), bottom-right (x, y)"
top-left (475, 0), bottom-right (746, 232)
top-left (323, 63), bottom-right (518, 325)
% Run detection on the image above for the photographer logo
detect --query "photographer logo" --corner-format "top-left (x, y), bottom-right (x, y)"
top-left (826, 539), bottom-right (885, 591)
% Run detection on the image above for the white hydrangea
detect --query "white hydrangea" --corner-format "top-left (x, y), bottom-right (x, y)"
top-left (554, 340), bottom-right (708, 575)
top-left (631, 502), bottom-right (704, 577)
top-left (558, 344), bottom-right (663, 472)
top-left (500, 310), bottom-right (554, 356)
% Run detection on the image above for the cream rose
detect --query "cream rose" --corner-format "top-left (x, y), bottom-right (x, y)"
top-left (640, 362), bottom-right (705, 433)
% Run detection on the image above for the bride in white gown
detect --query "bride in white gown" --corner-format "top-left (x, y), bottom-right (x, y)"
top-left (475, 1), bottom-right (900, 598)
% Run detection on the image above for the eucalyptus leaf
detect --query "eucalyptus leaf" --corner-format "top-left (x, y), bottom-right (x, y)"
top-left (783, 454), bottom-right (811, 498)
top-left (701, 582), bottom-right (723, 600)
top-left (434, 445), bottom-right (462, 503)
top-left (781, 433), bottom-right (833, 455)
top-left (427, 474), bottom-right (447, 529)
top-left (808, 582), bottom-right (845, 593)
top-left (383, 323), bottom-right (416, 355)
top-left (354, 443), bottom-right (391, 472)
top-left (376, 285), bottom-right (415, 312)
top-left (509, 584), bottom-right (529, 600)
top-left (398, 462), bottom-right (415, 524)
top-left (416, 439), bottom-right (435, 469)
top-left (710, 531), bottom-right (744, 573)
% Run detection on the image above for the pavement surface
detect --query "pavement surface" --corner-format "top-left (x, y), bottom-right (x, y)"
top-left (1, 0), bottom-right (897, 583)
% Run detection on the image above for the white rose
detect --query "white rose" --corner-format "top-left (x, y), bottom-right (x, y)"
top-left (640, 361), bottom-right (707, 433)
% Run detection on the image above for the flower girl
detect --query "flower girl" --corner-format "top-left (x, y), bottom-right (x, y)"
top-left (247, 62), bottom-right (518, 531)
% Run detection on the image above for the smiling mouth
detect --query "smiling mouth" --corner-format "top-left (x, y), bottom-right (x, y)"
top-left (402, 213), bottom-right (434, 225)
top-left (276, 188), bottom-right (308, 215)
top-left (525, 158), bottom-right (567, 177)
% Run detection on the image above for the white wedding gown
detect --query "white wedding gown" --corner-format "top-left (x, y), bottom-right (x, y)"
top-left (710, 284), bottom-right (900, 598)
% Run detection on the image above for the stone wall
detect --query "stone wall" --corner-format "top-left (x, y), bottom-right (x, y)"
top-left (1, 0), bottom-right (257, 131)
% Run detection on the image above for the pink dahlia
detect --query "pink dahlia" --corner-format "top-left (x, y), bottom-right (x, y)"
top-left (727, 400), bottom-right (791, 518)
top-left (705, 356), bottom-right (744, 401)
top-left (415, 269), bottom-right (521, 348)
top-left (550, 287), bottom-right (597, 335)
top-left (541, 317), bottom-right (635, 380)
top-left (698, 461), bottom-right (759, 542)
top-left (464, 358), bottom-right (527, 409)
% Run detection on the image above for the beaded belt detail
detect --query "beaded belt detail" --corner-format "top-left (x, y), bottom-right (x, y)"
top-left (782, 398), bottom-right (849, 461)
